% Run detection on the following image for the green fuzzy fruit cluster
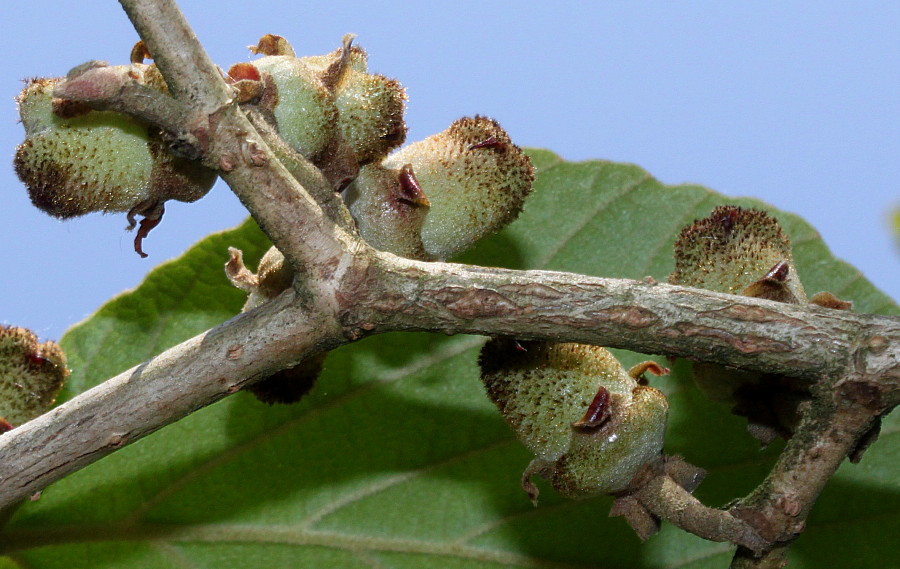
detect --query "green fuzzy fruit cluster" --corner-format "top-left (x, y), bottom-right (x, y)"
top-left (244, 36), bottom-right (407, 184)
top-left (0, 325), bottom-right (68, 429)
top-left (480, 339), bottom-right (668, 500)
top-left (14, 71), bottom-right (216, 221)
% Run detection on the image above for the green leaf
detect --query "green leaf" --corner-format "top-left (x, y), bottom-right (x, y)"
top-left (2, 151), bottom-right (896, 569)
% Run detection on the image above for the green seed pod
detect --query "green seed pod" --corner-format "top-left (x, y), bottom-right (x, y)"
top-left (383, 116), bottom-right (534, 260)
top-left (480, 339), bottom-right (668, 502)
top-left (669, 205), bottom-right (806, 303)
top-left (668, 206), bottom-right (849, 444)
top-left (14, 73), bottom-right (215, 221)
top-left (343, 162), bottom-right (431, 260)
top-left (249, 55), bottom-right (339, 160)
top-left (0, 325), bottom-right (69, 429)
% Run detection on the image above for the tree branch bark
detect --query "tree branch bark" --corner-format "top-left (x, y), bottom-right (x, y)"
top-left (0, 257), bottom-right (895, 509)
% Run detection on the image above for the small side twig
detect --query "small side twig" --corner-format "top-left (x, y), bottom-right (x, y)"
top-left (728, 375), bottom-right (888, 568)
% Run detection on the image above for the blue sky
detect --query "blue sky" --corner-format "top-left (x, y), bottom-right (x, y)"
top-left (2, 1), bottom-right (898, 339)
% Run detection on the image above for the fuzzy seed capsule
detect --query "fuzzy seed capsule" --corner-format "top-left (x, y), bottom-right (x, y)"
top-left (14, 69), bottom-right (217, 256)
top-left (669, 205), bottom-right (806, 303)
top-left (383, 116), bottom-right (534, 260)
top-left (480, 339), bottom-right (668, 501)
top-left (0, 326), bottom-right (69, 428)
top-left (249, 55), bottom-right (339, 160)
top-left (668, 206), bottom-right (850, 444)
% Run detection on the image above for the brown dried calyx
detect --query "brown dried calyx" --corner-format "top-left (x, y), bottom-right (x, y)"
top-left (669, 205), bottom-right (852, 444)
top-left (0, 325), bottom-right (69, 431)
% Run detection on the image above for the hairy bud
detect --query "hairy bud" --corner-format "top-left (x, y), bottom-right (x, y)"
top-left (0, 326), bottom-right (69, 429)
top-left (669, 205), bottom-right (806, 303)
top-left (383, 116), bottom-right (534, 260)
top-left (480, 339), bottom-right (668, 502)
top-left (14, 70), bottom-right (216, 256)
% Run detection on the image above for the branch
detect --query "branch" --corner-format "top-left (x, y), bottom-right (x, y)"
top-left (728, 382), bottom-right (882, 567)
top-left (0, 259), bottom-right (895, 508)
top-left (357, 254), bottom-right (900, 393)
top-left (0, 290), bottom-right (342, 506)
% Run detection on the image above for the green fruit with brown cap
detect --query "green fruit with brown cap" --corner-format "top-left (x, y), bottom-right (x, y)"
top-left (480, 339), bottom-right (668, 502)
top-left (0, 325), bottom-right (68, 429)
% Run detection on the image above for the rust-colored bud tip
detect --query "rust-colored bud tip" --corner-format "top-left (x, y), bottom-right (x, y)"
top-left (130, 41), bottom-right (153, 64)
top-left (249, 34), bottom-right (296, 57)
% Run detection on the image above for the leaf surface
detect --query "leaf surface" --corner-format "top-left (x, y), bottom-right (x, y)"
top-left (2, 151), bottom-right (896, 569)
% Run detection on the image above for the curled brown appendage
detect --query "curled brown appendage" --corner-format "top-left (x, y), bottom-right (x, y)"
top-left (741, 261), bottom-right (801, 304)
top-left (127, 201), bottom-right (165, 258)
top-left (225, 247), bottom-right (259, 293)
top-left (397, 164), bottom-right (430, 207)
top-left (249, 34), bottom-right (296, 57)
top-left (319, 33), bottom-right (357, 91)
top-left (809, 291), bottom-right (853, 311)
top-left (628, 361), bottom-right (670, 385)
top-left (468, 136), bottom-right (503, 151)
top-left (130, 40), bottom-right (153, 64)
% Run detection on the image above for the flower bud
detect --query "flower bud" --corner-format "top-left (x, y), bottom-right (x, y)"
top-left (480, 339), bottom-right (668, 502)
top-left (383, 116), bottom-right (534, 260)
top-left (0, 326), bottom-right (69, 428)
